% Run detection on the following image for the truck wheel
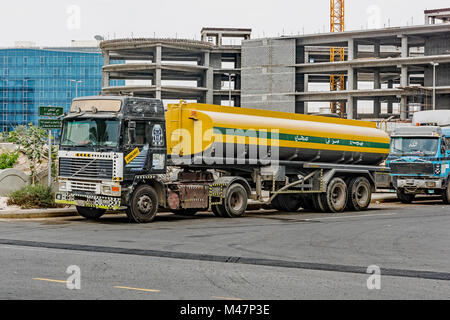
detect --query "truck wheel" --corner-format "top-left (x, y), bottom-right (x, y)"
top-left (171, 209), bottom-right (199, 216)
top-left (270, 195), bottom-right (284, 211)
top-left (271, 194), bottom-right (303, 212)
top-left (76, 207), bottom-right (106, 220)
top-left (346, 177), bottom-right (372, 211)
top-left (211, 205), bottom-right (224, 217)
top-left (218, 184), bottom-right (248, 218)
top-left (442, 184), bottom-right (450, 204)
top-left (313, 194), bottom-right (327, 212)
top-left (300, 195), bottom-right (315, 212)
top-left (396, 189), bottom-right (415, 204)
top-left (126, 185), bottom-right (159, 223)
top-left (280, 194), bottom-right (303, 212)
top-left (321, 177), bottom-right (348, 213)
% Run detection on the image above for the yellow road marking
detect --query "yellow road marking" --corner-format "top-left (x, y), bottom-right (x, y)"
top-left (212, 296), bottom-right (243, 301)
top-left (114, 286), bottom-right (160, 293)
top-left (33, 278), bottom-right (67, 284)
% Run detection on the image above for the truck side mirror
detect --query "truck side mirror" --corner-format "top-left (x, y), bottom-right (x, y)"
top-left (128, 121), bottom-right (136, 145)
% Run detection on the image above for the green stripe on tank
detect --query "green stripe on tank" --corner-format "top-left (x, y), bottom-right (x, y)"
top-left (213, 127), bottom-right (390, 150)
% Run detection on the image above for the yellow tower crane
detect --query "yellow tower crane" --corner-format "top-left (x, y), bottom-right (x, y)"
top-left (330, 0), bottom-right (346, 117)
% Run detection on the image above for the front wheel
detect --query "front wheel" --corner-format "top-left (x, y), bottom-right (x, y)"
top-left (396, 189), bottom-right (415, 204)
top-left (76, 206), bottom-right (106, 220)
top-left (126, 185), bottom-right (159, 223)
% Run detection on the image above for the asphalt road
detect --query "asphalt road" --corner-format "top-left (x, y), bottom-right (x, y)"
top-left (0, 199), bottom-right (449, 300)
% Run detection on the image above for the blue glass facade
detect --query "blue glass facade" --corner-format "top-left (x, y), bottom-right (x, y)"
top-left (0, 48), bottom-right (123, 132)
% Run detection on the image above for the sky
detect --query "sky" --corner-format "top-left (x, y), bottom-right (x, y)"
top-left (1, 0), bottom-right (449, 47)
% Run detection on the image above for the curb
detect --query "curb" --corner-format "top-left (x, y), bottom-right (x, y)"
top-left (0, 208), bottom-right (78, 219)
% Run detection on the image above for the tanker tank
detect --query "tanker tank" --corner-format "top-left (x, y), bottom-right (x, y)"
top-left (166, 102), bottom-right (390, 166)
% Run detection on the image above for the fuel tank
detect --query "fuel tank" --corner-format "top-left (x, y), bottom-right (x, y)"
top-left (166, 102), bottom-right (390, 166)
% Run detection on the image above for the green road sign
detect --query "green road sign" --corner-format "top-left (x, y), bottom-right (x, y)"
top-left (39, 106), bottom-right (64, 117)
top-left (39, 119), bottom-right (62, 129)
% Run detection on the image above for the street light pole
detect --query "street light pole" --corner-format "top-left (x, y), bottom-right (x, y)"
top-left (70, 80), bottom-right (83, 98)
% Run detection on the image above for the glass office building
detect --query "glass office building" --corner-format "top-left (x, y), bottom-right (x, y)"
top-left (0, 47), bottom-right (123, 132)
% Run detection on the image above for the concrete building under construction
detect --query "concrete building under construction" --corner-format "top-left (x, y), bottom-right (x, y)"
top-left (241, 23), bottom-right (450, 120)
top-left (100, 23), bottom-right (450, 121)
top-left (100, 28), bottom-right (251, 107)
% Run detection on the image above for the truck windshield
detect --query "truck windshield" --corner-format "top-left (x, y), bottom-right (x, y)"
top-left (61, 119), bottom-right (120, 147)
top-left (390, 137), bottom-right (439, 156)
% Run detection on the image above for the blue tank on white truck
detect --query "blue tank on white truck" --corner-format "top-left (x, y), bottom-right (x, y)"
top-left (387, 111), bottom-right (450, 204)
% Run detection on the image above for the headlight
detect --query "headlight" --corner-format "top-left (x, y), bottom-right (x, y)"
top-left (59, 181), bottom-right (67, 191)
top-left (101, 184), bottom-right (121, 196)
top-left (426, 181), bottom-right (437, 188)
top-left (101, 185), bottom-right (112, 195)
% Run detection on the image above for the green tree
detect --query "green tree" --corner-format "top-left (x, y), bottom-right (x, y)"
top-left (11, 124), bottom-right (48, 185)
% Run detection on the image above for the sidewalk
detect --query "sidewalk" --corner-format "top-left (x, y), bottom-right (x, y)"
top-left (0, 207), bottom-right (77, 219)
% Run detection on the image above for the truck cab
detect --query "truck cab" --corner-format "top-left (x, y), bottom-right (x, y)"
top-left (56, 96), bottom-right (168, 222)
top-left (388, 122), bottom-right (450, 204)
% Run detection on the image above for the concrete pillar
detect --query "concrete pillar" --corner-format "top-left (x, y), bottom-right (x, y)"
top-left (400, 66), bottom-right (409, 120)
top-left (374, 41), bottom-right (381, 58)
top-left (387, 80), bottom-right (394, 114)
top-left (217, 33), bottom-right (223, 46)
top-left (347, 96), bottom-right (355, 119)
top-left (304, 51), bottom-right (309, 114)
top-left (401, 36), bottom-right (409, 58)
top-left (348, 39), bottom-right (357, 60)
top-left (155, 45), bottom-right (162, 100)
top-left (399, 36), bottom-right (409, 119)
top-left (373, 70), bottom-right (381, 117)
top-left (102, 50), bottom-right (110, 88)
top-left (204, 52), bottom-right (214, 104)
top-left (347, 67), bottom-right (357, 90)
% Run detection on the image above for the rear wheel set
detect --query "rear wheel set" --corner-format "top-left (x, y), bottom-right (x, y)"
top-left (213, 184), bottom-right (249, 218)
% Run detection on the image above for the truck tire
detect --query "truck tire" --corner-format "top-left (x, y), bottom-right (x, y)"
top-left (76, 207), bottom-right (106, 220)
top-left (171, 209), bottom-right (199, 216)
top-left (321, 177), bottom-right (348, 213)
top-left (270, 195), bottom-right (284, 211)
top-left (313, 194), bottom-right (327, 213)
top-left (211, 205), bottom-right (224, 217)
top-left (300, 195), bottom-right (315, 212)
top-left (396, 189), bottom-right (415, 204)
top-left (126, 185), bottom-right (159, 223)
top-left (442, 184), bottom-right (450, 204)
top-left (346, 177), bottom-right (372, 211)
top-left (218, 184), bottom-right (248, 218)
top-left (271, 194), bottom-right (303, 212)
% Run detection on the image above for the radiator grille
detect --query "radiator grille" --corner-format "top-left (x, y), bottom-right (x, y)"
top-left (59, 158), bottom-right (114, 180)
top-left (70, 181), bottom-right (97, 192)
top-left (390, 162), bottom-right (433, 175)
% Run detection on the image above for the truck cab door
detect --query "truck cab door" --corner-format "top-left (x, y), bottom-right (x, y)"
top-left (123, 120), bottom-right (166, 176)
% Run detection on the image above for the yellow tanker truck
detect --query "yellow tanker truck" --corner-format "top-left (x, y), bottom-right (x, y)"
top-left (56, 96), bottom-right (391, 223)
